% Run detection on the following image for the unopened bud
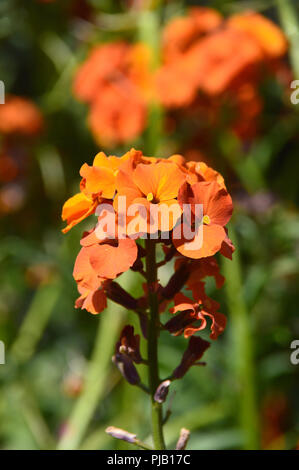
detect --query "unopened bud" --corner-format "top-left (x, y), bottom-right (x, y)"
top-left (106, 426), bottom-right (136, 444)
top-left (175, 428), bottom-right (190, 450)
top-left (106, 282), bottom-right (138, 310)
top-left (112, 354), bottom-right (140, 385)
top-left (154, 380), bottom-right (171, 403)
top-left (161, 263), bottom-right (190, 300)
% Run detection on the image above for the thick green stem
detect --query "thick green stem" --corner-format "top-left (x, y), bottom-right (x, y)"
top-left (145, 239), bottom-right (166, 450)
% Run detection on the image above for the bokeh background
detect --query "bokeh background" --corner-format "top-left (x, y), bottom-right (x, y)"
top-left (0, 0), bottom-right (299, 450)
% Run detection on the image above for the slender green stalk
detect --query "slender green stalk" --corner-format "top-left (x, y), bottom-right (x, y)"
top-left (221, 225), bottom-right (259, 450)
top-left (57, 299), bottom-right (124, 450)
top-left (277, 0), bottom-right (299, 79)
top-left (11, 283), bottom-right (60, 363)
top-left (137, 8), bottom-right (163, 155)
top-left (145, 239), bottom-right (166, 450)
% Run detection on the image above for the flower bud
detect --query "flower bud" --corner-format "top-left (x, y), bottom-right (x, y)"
top-left (154, 380), bottom-right (171, 403)
top-left (112, 353), bottom-right (141, 385)
top-left (105, 426), bottom-right (137, 444)
top-left (106, 282), bottom-right (138, 310)
top-left (172, 336), bottom-right (210, 379)
top-left (175, 428), bottom-right (190, 450)
top-left (161, 263), bottom-right (190, 300)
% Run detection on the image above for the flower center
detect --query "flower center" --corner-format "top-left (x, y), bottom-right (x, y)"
top-left (203, 215), bottom-right (210, 225)
top-left (147, 192), bottom-right (154, 202)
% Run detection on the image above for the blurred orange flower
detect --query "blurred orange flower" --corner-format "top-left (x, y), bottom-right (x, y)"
top-left (73, 42), bottom-right (151, 146)
top-left (155, 8), bottom-right (288, 142)
top-left (0, 96), bottom-right (43, 136)
top-left (228, 11), bottom-right (288, 59)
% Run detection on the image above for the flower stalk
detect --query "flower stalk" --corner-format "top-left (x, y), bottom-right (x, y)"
top-left (145, 238), bottom-right (166, 450)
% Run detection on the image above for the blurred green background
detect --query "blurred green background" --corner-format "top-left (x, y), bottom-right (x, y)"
top-left (0, 0), bottom-right (299, 450)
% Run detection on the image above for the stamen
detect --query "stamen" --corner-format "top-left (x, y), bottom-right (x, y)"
top-left (147, 192), bottom-right (154, 202)
top-left (203, 215), bottom-right (210, 225)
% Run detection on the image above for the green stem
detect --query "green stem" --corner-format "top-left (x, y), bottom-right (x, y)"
top-left (221, 224), bottom-right (259, 450)
top-left (57, 299), bottom-right (124, 450)
top-left (277, 0), bottom-right (299, 79)
top-left (137, 9), bottom-right (163, 156)
top-left (145, 239), bottom-right (166, 450)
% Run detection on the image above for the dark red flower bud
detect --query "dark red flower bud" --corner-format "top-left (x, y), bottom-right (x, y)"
top-left (116, 325), bottom-right (142, 363)
top-left (172, 336), bottom-right (210, 379)
top-left (105, 282), bottom-right (138, 310)
top-left (112, 353), bottom-right (140, 385)
top-left (165, 310), bottom-right (198, 336)
top-left (161, 263), bottom-right (190, 300)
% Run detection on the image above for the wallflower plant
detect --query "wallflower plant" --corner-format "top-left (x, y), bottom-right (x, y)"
top-left (62, 148), bottom-right (234, 450)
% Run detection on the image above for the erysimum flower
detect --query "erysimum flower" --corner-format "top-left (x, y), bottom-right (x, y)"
top-left (61, 149), bottom-right (141, 233)
top-left (88, 83), bottom-right (146, 147)
top-left (173, 180), bottom-right (233, 259)
top-left (227, 11), bottom-right (288, 59)
top-left (62, 148), bottom-right (234, 318)
top-left (73, 42), bottom-right (150, 146)
top-left (166, 292), bottom-right (226, 340)
top-left (155, 7), bottom-right (288, 144)
top-left (73, 245), bottom-right (108, 315)
top-left (73, 231), bottom-right (137, 314)
top-left (80, 230), bottom-right (138, 280)
top-left (115, 160), bottom-right (185, 234)
top-left (162, 7), bottom-right (223, 64)
top-left (0, 96), bottom-right (43, 136)
top-left (63, 147), bottom-right (235, 449)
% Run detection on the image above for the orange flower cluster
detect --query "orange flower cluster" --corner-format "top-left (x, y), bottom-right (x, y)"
top-left (62, 148), bottom-right (234, 348)
top-left (73, 42), bottom-right (151, 147)
top-left (156, 8), bottom-right (288, 139)
top-left (73, 8), bottom-right (288, 146)
top-left (0, 96), bottom-right (43, 215)
top-left (0, 96), bottom-right (43, 137)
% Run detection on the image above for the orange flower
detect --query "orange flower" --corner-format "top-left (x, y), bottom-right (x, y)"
top-left (73, 42), bottom-right (151, 146)
top-left (115, 160), bottom-right (185, 233)
top-left (88, 83), bottom-right (146, 147)
top-left (191, 27), bottom-right (262, 96)
top-left (73, 246), bottom-right (108, 315)
top-left (61, 149), bottom-right (141, 233)
top-left (73, 42), bottom-right (130, 103)
top-left (173, 181), bottom-right (233, 259)
top-left (167, 292), bottom-right (226, 340)
top-left (186, 161), bottom-right (226, 189)
top-left (228, 11), bottom-right (287, 59)
top-left (80, 233), bottom-right (138, 279)
top-left (162, 7), bottom-right (223, 63)
top-left (80, 152), bottom-right (119, 199)
top-left (73, 232), bottom-right (137, 314)
top-left (155, 56), bottom-right (199, 108)
top-left (157, 8), bottom-right (287, 117)
top-left (0, 96), bottom-right (43, 136)
top-left (61, 192), bottom-right (98, 234)
top-left (62, 148), bottom-right (233, 320)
